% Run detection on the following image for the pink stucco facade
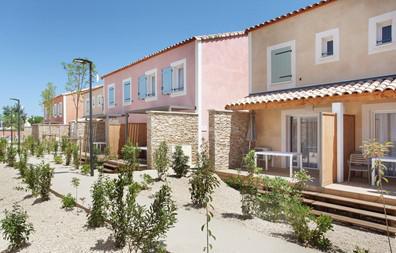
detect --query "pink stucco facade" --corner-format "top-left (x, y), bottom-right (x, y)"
top-left (200, 36), bottom-right (249, 136)
top-left (103, 41), bottom-right (196, 123)
top-left (103, 33), bottom-right (248, 138)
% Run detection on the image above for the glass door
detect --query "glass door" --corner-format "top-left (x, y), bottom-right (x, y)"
top-left (375, 112), bottom-right (396, 175)
top-left (289, 116), bottom-right (319, 169)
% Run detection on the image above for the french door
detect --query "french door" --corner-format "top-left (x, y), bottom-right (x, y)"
top-left (288, 115), bottom-right (319, 169)
top-left (375, 112), bottom-right (396, 174)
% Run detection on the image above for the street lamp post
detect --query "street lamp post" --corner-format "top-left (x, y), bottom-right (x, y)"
top-left (73, 58), bottom-right (94, 176)
top-left (10, 98), bottom-right (21, 155)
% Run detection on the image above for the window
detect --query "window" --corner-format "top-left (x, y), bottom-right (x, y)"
top-left (377, 22), bottom-right (392, 45)
top-left (123, 79), bottom-right (132, 105)
top-left (315, 28), bottom-right (339, 64)
top-left (147, 74), bottom-right (156, 97)
top-left (267, 40), bottom-right (295, 90)
top-left (162, 59), bottom-right (187, 96)
top-left (108, 84), bottom-right (115, 107)
top-left (85, 99), bottom-right (90, 115)
top-left (369, 11), bottom-right (396, 54)
top-left (138, 69), bottom-right (157, 101)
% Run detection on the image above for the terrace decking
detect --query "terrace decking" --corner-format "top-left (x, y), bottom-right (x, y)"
top-left (216, 169), bottom-right (396, 235)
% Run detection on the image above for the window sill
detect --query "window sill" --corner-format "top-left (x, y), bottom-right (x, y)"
top-left (144, 96), bottom-right (157, 102)
top-left (369, 41), bottom-right (396, 54)
top-left (316, 54), bottom-right (339, 65)
top-left (267, 80), bottom-right (295, 91)
top-left (170, 91), bottom-right (186, 97)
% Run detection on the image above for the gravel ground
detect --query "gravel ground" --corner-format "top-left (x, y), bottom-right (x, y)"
top-left (0, 155), bottom-right (394, 252)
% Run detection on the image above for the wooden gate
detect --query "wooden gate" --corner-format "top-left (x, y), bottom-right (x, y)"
top-left (320, 112), bottom-right (337, 187)
top-left (108, 123), bottom-right (147, 157)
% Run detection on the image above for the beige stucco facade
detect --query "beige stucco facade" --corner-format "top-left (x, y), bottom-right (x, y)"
top-left (250, 0), bottom-right (396, 94)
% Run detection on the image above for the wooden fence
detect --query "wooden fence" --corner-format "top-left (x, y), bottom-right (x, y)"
top-left (108, 123), bottom-right (147, 156)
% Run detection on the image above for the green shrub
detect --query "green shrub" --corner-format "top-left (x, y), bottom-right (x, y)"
top-left (0, 204), bottom-right (34, 250)
top-left (224, 175), bottom-right (244, 191)
top-left (60, 136), bottom-right (68, 153)
top-left (172, 145), bottom-right (189, 178)
top-left (35, 142), bottom-right (44, 158)
top-left (107, 174), bottom-right (127, 247)
top-left (36, 162), bottom-right (54, 200)
top-left (241, 150), bottom-right (261, 218)
top-left (121, 143), bottom-right (139, 184)
top-left (256, 176), bottom-right (294, 221)
top-left (87, 175), bottom-right (108, 228)
top-left (54, 155), bottom-right (63, 164)
top-left (126, 184), bottom-right (177, 253)
top-left (0, 138), bottom-right (7, 162)
top-left (53, 141), bottom-right (59, 155)
top-left (154, 141), bottom-right (169, 180)
top-left (23, 165), bottom-right (39, 196)
top-left (65, 142), bottom-right (73, 166)
top-left (256, 173), bottom-right (333, 250)
top-left (22, 162), bottom-right (54, 199)
top-left (62, 193), bottom-right (76, 210)
top-left (6, 146), bottom-right (17, 167)
top-left (189, 144), bottom-right (220, 208)
top-left (72, 143), bottom-right (80, 170)
top-left (81, 163), bottom-right (90, 175)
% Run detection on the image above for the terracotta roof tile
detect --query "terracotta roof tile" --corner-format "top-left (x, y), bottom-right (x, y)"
top-left (246, 0), bottom-right (336, 32)
top-left (226, 76), bottom-right (396, 109)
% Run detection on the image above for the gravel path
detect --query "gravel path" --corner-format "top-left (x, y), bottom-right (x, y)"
top-left (0, 155), bottom-right (394, 252)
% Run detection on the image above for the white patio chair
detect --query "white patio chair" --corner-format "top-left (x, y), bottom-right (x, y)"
top-left (348, 153), bottom-right (370, 184)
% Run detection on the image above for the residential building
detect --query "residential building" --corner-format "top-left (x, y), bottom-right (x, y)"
top-left (102, 31), bottom-right (248, 163)
top-left (44, 85), bottom-right (103, 125)
top-left (225, 0), bottom-right (396, 186)
top-left (82, 85), bottom-right (105, 118)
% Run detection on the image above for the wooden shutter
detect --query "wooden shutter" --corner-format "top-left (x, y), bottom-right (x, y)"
top-left (138, 75), bottom-right (147, 100)
top-left (320, 112), bottom-right (337, 187)
top-left (162, 67), bottom-right (172, 95)
top-left (124, 81), bottom-right (131, 103)
top-left (271, 46), bottom-right (292, 83)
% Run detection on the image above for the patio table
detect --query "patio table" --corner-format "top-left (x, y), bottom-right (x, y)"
top-left (371, 156), bottom-right (396, 186)
top-left (255, 151), bottom-right (303, 177)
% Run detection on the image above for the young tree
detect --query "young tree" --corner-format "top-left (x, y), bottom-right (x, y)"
top-left (62, 60), bottom-right (97, 136)
top-left (40, 82), bottom-right (56, 136)
top-left (27, 116), bottom-right (44, 125)
top-left (2, 105), bottom-right (27, 131)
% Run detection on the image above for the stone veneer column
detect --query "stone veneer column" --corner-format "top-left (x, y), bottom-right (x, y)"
top-left (209, 110), bottom-right (250, 171)
top-left (147, 111), bottom-right (198, 169)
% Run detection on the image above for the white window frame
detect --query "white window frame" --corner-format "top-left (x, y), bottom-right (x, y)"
top-left (122, 78), bottom-right (132, 106)
top-left (362, 102), bottom-right (396, 141)
top-left (368, 10), bottom-right (396, 55)
top-left (85, 99), bottom-right (90, 116)
top-left (170, 58), bottom-right (187, 97)
top-left (59, 102), bottom-right (63, 116)
top-left (145, 69), bottom-right (157, 102)
top-left (107, 83), bottom-right (115, 108)
top-left (315, 28), bottom-right (340, 65)
top-left (267, 40), bottom-right (296, 91)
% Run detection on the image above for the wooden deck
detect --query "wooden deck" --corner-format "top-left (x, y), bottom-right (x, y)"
top-left (216, 168), bottom-right (396, 235)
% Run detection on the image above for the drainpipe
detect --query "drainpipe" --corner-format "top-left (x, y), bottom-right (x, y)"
top-left (125, 113), bottom-right (129, 145)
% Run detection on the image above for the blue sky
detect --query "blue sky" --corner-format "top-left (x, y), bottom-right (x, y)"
top-left (0, 0), bottom-right (316, 116)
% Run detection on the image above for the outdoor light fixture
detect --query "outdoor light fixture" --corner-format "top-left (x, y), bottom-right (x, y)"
top-left (10, 98), bottom-right (21, 155)
top-left (72, 58), bottom-right (94, 176)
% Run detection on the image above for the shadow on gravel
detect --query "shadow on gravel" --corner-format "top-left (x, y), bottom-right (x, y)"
top-left (32, 198), bottom-right (47, 205)
top-left (90, 236), bottom-right (118, 252)
top-left (221, 212), bottom-right (251, 220)
top-left (1, 242), bottom-right (31, 253)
